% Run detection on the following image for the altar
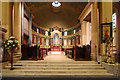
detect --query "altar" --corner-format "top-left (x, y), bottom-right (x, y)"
top-left (49, 26), bottom-right (63, 55)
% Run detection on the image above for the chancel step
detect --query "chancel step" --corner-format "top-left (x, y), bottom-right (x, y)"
top-left (3, 60), bottom-right (114, 77)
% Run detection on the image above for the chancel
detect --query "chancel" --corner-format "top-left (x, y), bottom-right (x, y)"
top-left (1, 1), bottom-right (120, 80)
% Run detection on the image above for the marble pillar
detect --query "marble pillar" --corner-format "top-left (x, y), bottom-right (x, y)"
top-left (81, 21), bottom-right (87, 45)
top-left (117, 11), bottom-right (120, 63)
top-left (28, 14), bottom-right (32, 45)
top-left (91, 2), bottom-right (99, 61)
top-left (21, 2), bottom-right (24, 44)
top-left (13, 2), bottom-right (21, 53)
top-left (100, 2), bottom-right (113, 61)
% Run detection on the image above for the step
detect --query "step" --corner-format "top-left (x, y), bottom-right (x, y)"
top-left (15, 62), bottom-right (98, 64)
top-left (17, 61), bottom-right (97, 63)
top-left (10, 63), bottom-right (101, 66)
top-left (2, 72), bottom-right (114, 77)
top-left (2, 69), bottom-right (108, 74)
top-left (4, 66), bottom-right (104, 69)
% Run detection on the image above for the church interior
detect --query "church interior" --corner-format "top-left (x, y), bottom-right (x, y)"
top-left (0, 1), bottom-right (120, 80)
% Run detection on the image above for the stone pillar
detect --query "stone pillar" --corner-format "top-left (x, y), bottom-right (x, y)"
top-left (86, 22), bottom-right (91, 45)
top-left (117, 9), bottom-right (120, 63)
top-left (39, 38), bottom-right (41, 45)
top-left (36, 36), bottom-right (38, 45)
top-left (44, 38), bottom-right (46, 45)
top-left (67, 38), bottom-right (68, 45)
top-left (32, 34), bottom-right (34, 44)
top-left (28, 13), bottom-right (32, 45)
top-left (13, 2), bottom-right (21, 53)
top-left (49, 38), bottom-right (50, 46)
top-left (71, 38), bottom-right (72, 45)
top-left (75, 37), bottom-right (76, 46)
top-left (99, 2), bottom-right (113, 61)
top-left (91, 2), bottom-right (99, 61)
top-left (21, 2), bottom-right (24, 44)
top-left (81, 21), bottom-right (87, 45)
top-left (78, 35), bottom-right (80, 44)
top-left (62, 38), bottom-right (64, 46)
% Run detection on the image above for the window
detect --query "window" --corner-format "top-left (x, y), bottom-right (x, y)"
top-left (72, 37), bottom-right (75, 45)
top-left (64, 39), bottom-right (67, 46)
top-left (68, 38), bottom-right (71, 45)
top-left (23, 17), bottom-right (29, 35)
top-left (45, 31), bottom-right (48, 36)
top-left (38, 37), bottom-right (40, 45)
top-left (73, 29), bottom-right (76, 34)
top-left (52, 1), bottom-right (61, 7)
top-left (64, 31), bottom-right (67, 36)
top-left (37, 28), bottom-right (39, 33)
top-left (112, 13), bottom-right (116, 29)
top-left (46, 39), bottom-right (49, 46)
top-left (34, 36), bottom-right (36, 44)
top-left (42, 38), bottom-right (44, 45)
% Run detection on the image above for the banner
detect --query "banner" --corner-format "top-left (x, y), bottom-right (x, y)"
top-left (101, 23), bottom-right (112, 43)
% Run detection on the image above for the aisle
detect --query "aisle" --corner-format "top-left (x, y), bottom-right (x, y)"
top-left (44, 54), bottom-right (74, 62)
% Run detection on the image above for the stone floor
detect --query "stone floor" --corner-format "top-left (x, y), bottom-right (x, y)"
top-left (1, 54), bottom-right (118, 80)
top-left (44, 54), bottom-right (73, 62)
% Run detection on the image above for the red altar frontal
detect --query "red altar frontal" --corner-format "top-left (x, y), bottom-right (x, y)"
top-left (48, 46), bottom-right (65, 55)
top-left (51, 47), bottom-right (62, 51)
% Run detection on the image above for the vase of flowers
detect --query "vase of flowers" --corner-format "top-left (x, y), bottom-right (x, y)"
top-left (2, 36), bottom-right (19, 70)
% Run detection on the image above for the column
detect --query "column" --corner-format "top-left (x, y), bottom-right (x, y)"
top-left (75, 37), bottom-right (76, 46)
top-left (44, 38), bottom-right (46, 45)
top-left (99, 2), bottom-right (113, 61)
top-left (117, 8), bottom-right (120, 63)
top-left (71, 38), bottom-right (72, 45)
top-left (21, 2), bottom-right (24, 44)
top-left (78, 35), bottom-right (80, 44)
top-left (49, 38), bottom-right (50, 46)
top-left (36, 36), bottom-right (38, 45)
top-left (28, 13), bottom-right (32, 45)
top-left (91, 2), bottom-right (99, 61)
top-left (67, 38), bottom-right (68, 45)
top-left (86, 22), bottom-right (91, 45)
top-left (32, 34), bottom-right (34, 44)
top-left (62, 38), bottom-right (64, 46)
top-left (40, 37), bottom-right (42, 45)
top-left (13, 2), bottom-right (21, 53)
top-left (81, 21), bottom-right (87, 45)
top-left (51, 38), bottom-right (52, 46)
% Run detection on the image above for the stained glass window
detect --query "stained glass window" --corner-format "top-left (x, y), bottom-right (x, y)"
top-left (112, 13), bottom-right (116, 29)
top-left (45, 31), bottom-right (48, 36)
top-left (64, 31), bottom-right (67, 36)
top-left (73, 29), bottom-right (76, 34)
top-left (37, 28), bottom-right (39, 33)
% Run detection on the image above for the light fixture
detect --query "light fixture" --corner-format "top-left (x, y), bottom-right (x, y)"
top-left (52, 1), bottom-right (61, 7)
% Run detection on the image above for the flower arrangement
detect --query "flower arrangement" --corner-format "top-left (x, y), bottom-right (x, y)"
top-left (2, 36), bottom-right (19, 53)
top-left (105, 37), bottom-right (114, 64)
top-left (2, 36), bottom-right (19, 70)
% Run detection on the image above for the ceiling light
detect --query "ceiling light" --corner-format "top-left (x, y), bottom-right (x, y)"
top-left (52, 1), bottom-right (61, 7)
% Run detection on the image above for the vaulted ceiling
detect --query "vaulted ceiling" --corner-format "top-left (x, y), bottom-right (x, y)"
top-left (25, 2), bottom-right (88, 28)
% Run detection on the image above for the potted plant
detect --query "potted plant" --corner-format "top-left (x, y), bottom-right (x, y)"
top-left (2, 36), bottom-right (19, 70)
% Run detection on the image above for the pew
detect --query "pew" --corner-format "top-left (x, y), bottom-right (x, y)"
top-left (21, 44), bottom-right (29, 60)
top-left (66, 45), bottom-right (91, 61)
top-left (21, 44), bottom-right (41, 60)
